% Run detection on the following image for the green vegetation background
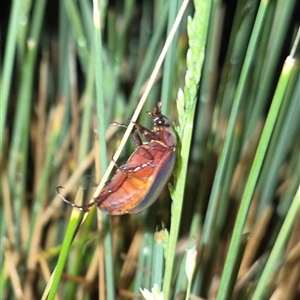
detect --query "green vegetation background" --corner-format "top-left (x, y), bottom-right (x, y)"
top-left (1, 0), bottom-right (299, 299)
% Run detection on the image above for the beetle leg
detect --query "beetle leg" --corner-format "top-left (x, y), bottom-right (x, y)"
top-left (133, 122), bottom-right (161, 141)
top-left (111, 120), bottom-right (161, 143)
top-left (110, 121), bottom-right (143, 146)
top-left (115, 160), bottom-right (154, 174)
top-left (119, 160), bottom-right (154, 173)
top-left (57, 186), bottom-right (116, 211)
top-left (122, 147), bottom-right (155, 173)
top-left (112, 146), bottom-right (155, 174)
top-left (131, 127), bottom-right (143, 146)
top-left (56, 186), bottom-right (97, 212)
top-left (110, 156), bottom-right (131, 173)
top-left (111, 157), bottom-right (127, 172)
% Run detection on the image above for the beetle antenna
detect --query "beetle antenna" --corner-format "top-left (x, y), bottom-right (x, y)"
top-left (110, 122), bottom-right (128, 128)
top-left (56, 186), bottom-right (97, 212)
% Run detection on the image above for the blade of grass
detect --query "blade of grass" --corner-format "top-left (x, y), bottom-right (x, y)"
top-left (77, 58), bottom-right (95, 165)
top-left (160, 0), bottom-right (181, 114)
top-left (151, 231), bottom-right (165, 289)
top-left (133, 231), bottom-right (154, 294)
top-left (192, 0), bottom-right (224, 163)
top-left (44, 190), bottom-right (85, 300)
top-left (93, 1), bottom-right (116, 299)
top-left (194, 8), bottom-right (270, 295)
top-left (115, 0), bottom-right (135, 64)
top-left (201, 0), bottom-right (268, 251)
top-left (58, 0), bottom-right (71, 97)
top-left (63, 0), bottom-right (90, 69)
top-left (257, 65), bottom-right (300, 212)
top-left (0, 0), bottom-right (22, 152)
top-left (245, 0), bottom-right (298, 138)
top-left (8, 0), bottom-right (47, 250)
top-left (163, 0), bottom-right (212, 298)
top-left (127, 1), bottom-right (169, 114)
top-left (216, 47), bottom-right (297, 300)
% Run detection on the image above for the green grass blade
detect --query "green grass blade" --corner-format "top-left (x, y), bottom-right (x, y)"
top-left (160, 0), bottom-right (181, 114)
top-left (201, 0), bottom-right (268, 249)
top-left (0, 0), bottom-right (22, 152)
top-left (127, 1), bottom-right (169, 113)
top-left (216, 49), bottom-right (296, 300)
top-left (151, 231), bottom-right (165, 288)
top-left (63, 0), bottom-right (90, 69)
top-left (45, 195), bottom-right (85, 300)
top-left (8, 0), bottom-right (47, 249)
top-left (93, 2), bottom-right (115, 298)
top-left (163, 0), bottom-right (212, 298)
top-left (246, 0), bottom-right (298, 138)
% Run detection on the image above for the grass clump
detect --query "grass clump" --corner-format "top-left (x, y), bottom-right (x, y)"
top-left (1, 0), bottom-right (299, 299)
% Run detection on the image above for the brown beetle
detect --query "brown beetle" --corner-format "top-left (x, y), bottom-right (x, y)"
top-left (57, 102), bottom-right (177, 215)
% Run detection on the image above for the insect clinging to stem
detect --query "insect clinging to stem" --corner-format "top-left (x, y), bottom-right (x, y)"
top-left (57, 102), bottom-right (177, 215)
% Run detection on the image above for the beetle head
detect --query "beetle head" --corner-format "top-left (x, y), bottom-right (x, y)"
top-left (147, 102), bottom-right (169, 127)
top-left (147, 102), bottom-right (177, 148)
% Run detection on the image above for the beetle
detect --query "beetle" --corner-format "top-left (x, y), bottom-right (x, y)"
top-left (57, 102), bottom-right (177, 215)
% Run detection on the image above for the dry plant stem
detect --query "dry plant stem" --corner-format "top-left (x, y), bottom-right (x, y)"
top-left (119, 290), bottom-right (142, 299)
top-left (245, 192), bottom-right (260, 231)
top-left (34, 52), bottom-right (48, 193)
top-left (239, 205), bottom-right (274, 276)
top-left (119, 229), bottom-right (143, 288)
top-left (69, 45), bottom-right (80, 161)
top-left (54, 124), bottom-right (72, 167)
top-left (25, 212), bottom-right (46, 299)
top-left (37, 254), bottom-right (52, 286)
top-left (285, 241), bottom-right (300, 264)
top-left (3, 238), bottom-right (24, 299)
top-left (233, 255), bottom-right (267, 298)
top-left (91, 0), bottom-right (190, 199)
top-left (21, 207), bottom-right (30, 248)
top-left (270, 261), bottom-right (300, 300)
top-left (278, 217), bottom-right (300, 281)
top-left (286, 214), bottom-right (300, 254)
top-left (120, 252), bottom-right (151, 277)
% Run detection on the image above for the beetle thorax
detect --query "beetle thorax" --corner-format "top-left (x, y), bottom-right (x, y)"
top-left (156, 125), bottom-right (177, 149)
